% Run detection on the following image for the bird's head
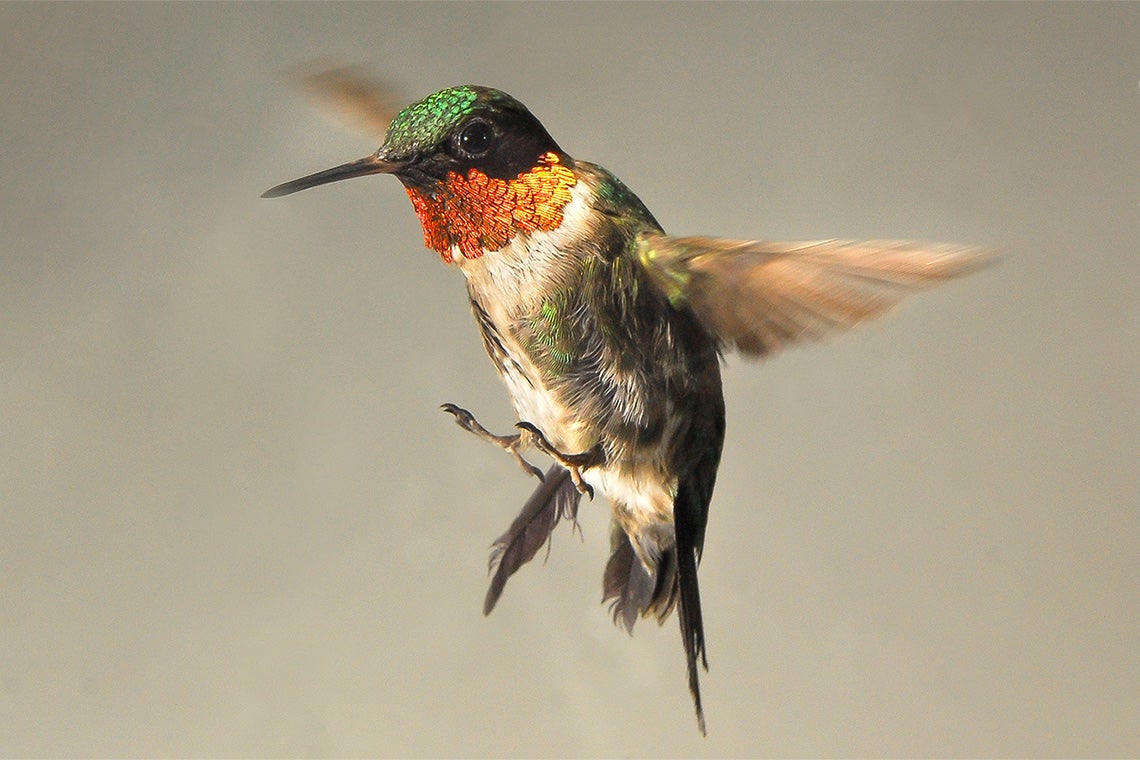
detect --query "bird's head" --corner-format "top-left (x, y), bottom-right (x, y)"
top-left (264, 86), bottom-right (578, 263)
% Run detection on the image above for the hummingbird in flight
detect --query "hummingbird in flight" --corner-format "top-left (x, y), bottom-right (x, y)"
top-left (264, 79), bottom-right (988, 735)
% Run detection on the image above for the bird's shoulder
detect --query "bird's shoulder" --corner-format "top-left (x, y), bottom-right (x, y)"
top-left (570, 160), bottom-right (664, 238)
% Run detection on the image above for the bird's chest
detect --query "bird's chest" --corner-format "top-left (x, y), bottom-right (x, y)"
top-left (457, 226), bottom-right (595, 452)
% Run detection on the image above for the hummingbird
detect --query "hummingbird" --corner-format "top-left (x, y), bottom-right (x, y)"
top-left (264, 82), bottom-right (988, 735)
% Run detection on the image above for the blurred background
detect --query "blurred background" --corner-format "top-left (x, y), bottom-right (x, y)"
top-left (2, 3), bottom-right (1137, 757)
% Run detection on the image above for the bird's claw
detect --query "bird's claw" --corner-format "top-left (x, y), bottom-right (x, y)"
top-left (515, 421), bottom-right (603, 499)
top-left (510, 449), bottom-right (546, 482)
top-left (441, 403), bottom-right (544, 481)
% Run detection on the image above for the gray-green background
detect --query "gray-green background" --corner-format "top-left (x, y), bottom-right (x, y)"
top-left (2, 3), bottom-right (1137, 757)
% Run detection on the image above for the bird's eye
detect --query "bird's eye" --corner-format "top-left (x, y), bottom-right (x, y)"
top-left (456, 119), bottom-right (494, 158)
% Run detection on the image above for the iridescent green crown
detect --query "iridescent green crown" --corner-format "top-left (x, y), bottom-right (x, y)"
top-left (383, 86), bottom-right (522, 159)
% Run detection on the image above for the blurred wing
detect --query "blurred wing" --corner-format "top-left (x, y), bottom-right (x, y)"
top-left (285, 61), bottom-right (403, 139)
top-left (636, 234), bottom-right (994, 357)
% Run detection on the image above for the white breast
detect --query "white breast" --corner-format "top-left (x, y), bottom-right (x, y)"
top-left (452, 180), bottom-right (595, 452)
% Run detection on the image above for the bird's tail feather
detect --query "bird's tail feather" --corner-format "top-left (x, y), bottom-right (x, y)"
top-left (675, 508), bottom-right (708, 736)
top-left (602, 527), bottom-right (678, 631)
top-left (600, 485), bottom-right (709, 734)
top-left (483, 464), bottom-right (581, 615)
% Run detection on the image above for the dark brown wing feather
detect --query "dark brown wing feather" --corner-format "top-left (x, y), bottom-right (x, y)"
top-left (285, 61), bottom-right (403, 140)
top-left (636, 235), bottom-right (994, 357)
top-left (484, 464), bottom-right (582, 615)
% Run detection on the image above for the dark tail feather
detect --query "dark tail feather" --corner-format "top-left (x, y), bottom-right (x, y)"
top-left (602, 524), bottom-right (681, 632)
top-left (484, 464), bottom-right (582, 615)
top-left (675, 479), bottom-right (709, 736)
top-left (603, 529), bottom-right (651, 631)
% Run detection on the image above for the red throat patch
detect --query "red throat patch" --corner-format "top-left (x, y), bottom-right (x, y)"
top-left (405, 152), bottom-right (577, 263)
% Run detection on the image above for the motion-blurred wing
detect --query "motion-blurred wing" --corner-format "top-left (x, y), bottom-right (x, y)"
top-left (636, 234), bottom-right (992, 357)
top-left (285, 62), bottom-right (403, 140)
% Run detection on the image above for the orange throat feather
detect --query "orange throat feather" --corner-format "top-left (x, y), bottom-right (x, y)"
top-left (406, 151), bottom-right (577, 263)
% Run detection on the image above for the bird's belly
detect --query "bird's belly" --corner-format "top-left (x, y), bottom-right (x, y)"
top-left (496, 351), bottom-right (589, 453)
top-left (497, 347), bottom-right (677, 527)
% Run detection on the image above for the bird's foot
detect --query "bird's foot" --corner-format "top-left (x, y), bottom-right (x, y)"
top-left (441, 403), bottom-right (544, 481)
top-left (515, 421), bottom-right (604, 499)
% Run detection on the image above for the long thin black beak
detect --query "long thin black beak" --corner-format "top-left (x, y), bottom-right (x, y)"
top-left (261, 153), bottom-right (401, 198)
